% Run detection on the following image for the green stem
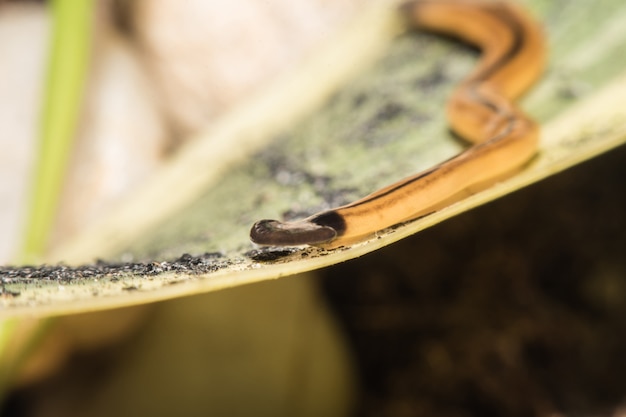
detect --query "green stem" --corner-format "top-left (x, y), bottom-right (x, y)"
top-left (20, 0), bottom-right (94, 262)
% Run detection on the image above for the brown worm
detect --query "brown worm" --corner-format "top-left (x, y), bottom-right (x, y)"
top-left (251, 0), bottom-right (546, 248)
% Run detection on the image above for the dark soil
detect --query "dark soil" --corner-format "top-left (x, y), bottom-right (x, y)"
top-left (320, 145), bottom-right (626, 417)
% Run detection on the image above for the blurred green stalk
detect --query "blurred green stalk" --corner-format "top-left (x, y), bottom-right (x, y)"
top-left (20, 0), bottom-right (94, 262)
top-left (1, 0), bottom-right (94, 404)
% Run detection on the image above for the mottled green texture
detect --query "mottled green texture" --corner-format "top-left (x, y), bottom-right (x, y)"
top-left (126, 0), bottom-right (626, 260)
top-left (523, 0), bottom-right (626, 119)
top-left (128, 33), bottom-right (466, 259)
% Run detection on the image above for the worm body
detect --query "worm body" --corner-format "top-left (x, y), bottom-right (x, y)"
top-left (250, 0), bottom-right (546, 248)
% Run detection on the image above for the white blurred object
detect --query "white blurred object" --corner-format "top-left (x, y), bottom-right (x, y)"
top-left (50, 31), bottom-right (169, 247)
top-left (0, 3), bottom-right (49, 263)
top-left (132, 0), bottom-right (363, 136)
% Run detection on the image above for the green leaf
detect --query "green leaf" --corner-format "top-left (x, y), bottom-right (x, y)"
top-left (2, 0), bottom-right (626, 319)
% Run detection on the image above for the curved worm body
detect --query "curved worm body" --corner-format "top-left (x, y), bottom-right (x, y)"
top-left (251, 0), bottom-right (546, 248)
